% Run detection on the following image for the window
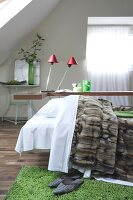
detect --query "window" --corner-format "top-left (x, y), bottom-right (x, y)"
top-left (0, 0), bottom-right (11, 8)
top-left (0, 0), bottom-right (32, 28)
top-left (86, 17), bottom-right (133, 105)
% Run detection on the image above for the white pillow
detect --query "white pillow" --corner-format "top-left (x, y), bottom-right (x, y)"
top-left (35, 98), bottom-right (63, 118)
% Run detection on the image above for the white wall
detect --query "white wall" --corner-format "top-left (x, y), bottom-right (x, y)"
top-left (1, 0), bottom-right (133, 117)
top-left (37, 0), bottom-right (133, 91)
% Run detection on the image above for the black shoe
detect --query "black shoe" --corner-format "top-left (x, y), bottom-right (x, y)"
top-left (53, 178), bottom-right (84, 195)
top-left (48, 174), bottom-right (81, 188)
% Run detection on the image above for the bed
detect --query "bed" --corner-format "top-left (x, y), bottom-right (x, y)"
top-left (15, 95), bottom-right (133, 184)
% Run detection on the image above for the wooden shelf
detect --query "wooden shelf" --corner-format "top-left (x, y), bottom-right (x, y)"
top-left (14, 92), bottom-right (47, 100)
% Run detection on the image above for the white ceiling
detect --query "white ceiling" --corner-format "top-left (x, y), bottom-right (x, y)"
top-left (0, 0), bottom-right (62, 65)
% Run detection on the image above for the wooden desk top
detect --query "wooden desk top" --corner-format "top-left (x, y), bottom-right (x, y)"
top-left (45, 91), bottom-right (133, 96)
top-left (14, 91), bottom-right (133, 100)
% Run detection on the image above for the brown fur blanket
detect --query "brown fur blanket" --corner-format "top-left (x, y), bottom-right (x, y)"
top-left (70, 96), bottom-right (133, 182)
top-left (113, 106), bottom-right (133, 182)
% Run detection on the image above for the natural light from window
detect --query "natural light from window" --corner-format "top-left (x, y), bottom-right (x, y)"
top-left (86, 17), bottom-right (133, 74)
top-left (0, 0), bottom-right (33, 28)
top-left (0, 0), bottom-right (11, 9)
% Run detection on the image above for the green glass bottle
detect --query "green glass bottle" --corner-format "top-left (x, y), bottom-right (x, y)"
top-left (83, 80), bottom-right (91, 92)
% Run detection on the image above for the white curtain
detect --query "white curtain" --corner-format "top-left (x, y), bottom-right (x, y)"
top-left (86, 26), bottom-right (133, 106)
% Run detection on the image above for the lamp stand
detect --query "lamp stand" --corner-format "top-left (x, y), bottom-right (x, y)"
top-left (46, 65), bottom-right (52, 91)
top-left (57, 68), bottom-right (68, 90)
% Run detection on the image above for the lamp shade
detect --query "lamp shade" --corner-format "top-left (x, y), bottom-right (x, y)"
top-left (48, 54), bottom-right (58, 65)
top-left (67, 56), bottom-right (78, 67)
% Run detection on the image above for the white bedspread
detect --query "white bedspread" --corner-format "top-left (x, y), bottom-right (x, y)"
top-left (48, 95), bottom-right (79, 173)
top-left (15, 116), bottom-right (56, 152)
top-left (15, 95), bottom-right (79, 173)
top-left (15, 98), bottom-right (64, 153)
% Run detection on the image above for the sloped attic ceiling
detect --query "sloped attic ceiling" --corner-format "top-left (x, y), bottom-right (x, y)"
top-left (0, 0), bottom-right (62, 65)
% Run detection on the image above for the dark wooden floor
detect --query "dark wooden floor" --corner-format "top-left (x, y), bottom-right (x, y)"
top-left (0, 121), bottom-right (49, 200)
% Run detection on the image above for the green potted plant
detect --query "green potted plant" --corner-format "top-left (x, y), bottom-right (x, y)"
top-left (18, 33), bottom-right (45, 85)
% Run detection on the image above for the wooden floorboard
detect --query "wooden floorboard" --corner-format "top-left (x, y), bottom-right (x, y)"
top-left (0, 121), bottom-right (49, 199)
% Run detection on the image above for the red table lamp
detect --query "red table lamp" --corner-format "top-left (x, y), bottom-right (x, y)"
top-left (67, 56), bottom-right (78, 67)
top-left (46, 54), bottom-right (58, 90)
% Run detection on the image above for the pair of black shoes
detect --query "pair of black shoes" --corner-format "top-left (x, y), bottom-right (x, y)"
top-left (48, 174), bottom-right (84, 195)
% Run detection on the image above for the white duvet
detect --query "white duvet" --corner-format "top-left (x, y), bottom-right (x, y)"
top-left (15, 95), bottom-right (79, 173)
top-left (15, 117), bottom-right (56, 152)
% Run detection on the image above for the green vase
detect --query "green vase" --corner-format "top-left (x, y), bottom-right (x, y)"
top-left (28, 61), bottom-right (35, 85)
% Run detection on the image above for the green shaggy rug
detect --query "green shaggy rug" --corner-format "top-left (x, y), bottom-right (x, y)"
top-left (5, 166), bottom-right (133, 200)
